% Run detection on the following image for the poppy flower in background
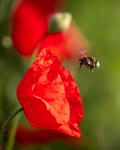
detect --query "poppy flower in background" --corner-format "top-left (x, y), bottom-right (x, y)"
top-left (15, 126), bottom-right (83, 147)
top-left (12, 0), bottom-right (65, 56)
top-left (15, 126), bottom-right (84, 147)
top-left (17, 48), bottom-right (83, 137)
top-left (15, 126), bottom-right (71, 145)
top-left (12, 0), bottom-right (88, 59)
top-left (40, 22), bottom-right (87, 60)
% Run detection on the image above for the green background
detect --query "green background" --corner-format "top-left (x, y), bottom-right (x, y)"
top-left (0, 0), bottom-right (120, 149)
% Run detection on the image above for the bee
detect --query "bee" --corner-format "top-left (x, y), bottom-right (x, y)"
top-left (79, 55), bottom-right (100, 70)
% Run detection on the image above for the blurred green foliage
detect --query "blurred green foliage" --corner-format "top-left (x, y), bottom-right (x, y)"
top-left (0, 0), bottom-right (120, 149)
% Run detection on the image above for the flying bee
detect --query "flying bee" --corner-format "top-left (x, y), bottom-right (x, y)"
top-left (79, 55), bottom-right (100, 70)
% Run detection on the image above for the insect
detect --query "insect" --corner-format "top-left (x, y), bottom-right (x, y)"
top-left (79, 55), bottom-right (100, 70)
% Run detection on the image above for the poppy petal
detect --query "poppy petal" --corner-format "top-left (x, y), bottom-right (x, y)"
top-left (57, 123), bottom-right (80, 137)
top-left (59, 67), bottom-right (83, 124)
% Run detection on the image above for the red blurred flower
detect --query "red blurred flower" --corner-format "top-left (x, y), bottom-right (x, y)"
top-left (15, 126), bottom-right (71, 145)
top-left (12, 0), bottom-right (64, 56)
top-left (12, 0), bottom-right (88, 59)
top-left (17, 48), bottom-right (83, 137)
top-left (15, 126), bottom-right (84, 147)
top-left (40, 23), bottom-right (87, 60)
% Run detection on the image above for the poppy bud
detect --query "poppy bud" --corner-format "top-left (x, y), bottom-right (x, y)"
top-left (48, 12), bottom-right (72, 33)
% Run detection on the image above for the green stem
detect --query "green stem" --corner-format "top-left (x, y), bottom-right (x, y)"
top-left (6, 114), bottom-right (20, 150)
top-left (0, 108), bottom-right (23, 146)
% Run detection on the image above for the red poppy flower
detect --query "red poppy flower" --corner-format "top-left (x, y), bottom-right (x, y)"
top-left (15, 126), bottom-right (71, 145)
top-left (17, 48), bottom-right (83, 137)
top-left (40, 23), bottom-right (87, 60)
top-left (12, 0), bottom-right (88, 59)
top-left (15, 126), bottom-right (83, 147)
top-left (12, 0), bottom-right (64, 56)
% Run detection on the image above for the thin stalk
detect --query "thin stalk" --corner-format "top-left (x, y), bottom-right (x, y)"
top-left (6, 114), bottom-right (20, 150)
top-left (0, 108), bottom-right (23, 146)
